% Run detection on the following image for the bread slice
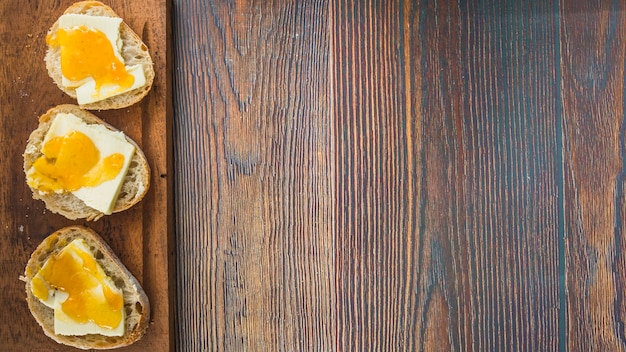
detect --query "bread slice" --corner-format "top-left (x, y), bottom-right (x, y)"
top-left (45, 1), bottom-right (155, 110)
top-left (23, 104), bottom-right (150, 221)
top-left (22, 225), bottom-right (150, 350)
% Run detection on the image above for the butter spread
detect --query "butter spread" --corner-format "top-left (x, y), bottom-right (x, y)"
top-left (47, 14), bottom-right (146, 104)
top-left (31, 239), bottom-right (125, 336)
top-left (26, 112), bottom-right (135, 214)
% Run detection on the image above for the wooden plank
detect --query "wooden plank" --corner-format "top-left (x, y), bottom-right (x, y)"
top-left (172, 0), bottom-right (334, 350)
top-left (0, 0), bottom-right (173, 350)
top-left (331, 0), bottom-right (562, 350)
top-left (168, 0), bottom-right (626, 350)
top-left (330, 0), bottom-right (420, 350)
top-left (459, 1), bottom-right (563, 350)
top-left (559, 1), bottom-right (626, 350)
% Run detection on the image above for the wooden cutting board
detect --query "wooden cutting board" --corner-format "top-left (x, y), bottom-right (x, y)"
top-left (0, 1), bottom-right (173, 350)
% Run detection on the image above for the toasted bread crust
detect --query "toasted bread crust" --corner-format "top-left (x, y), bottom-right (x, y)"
top-left (23, 226), bottom-right (150, 350)
top-left (45, 1), bottom-right (154, 110)
top-left (23, 104), bottom-right (150, 221)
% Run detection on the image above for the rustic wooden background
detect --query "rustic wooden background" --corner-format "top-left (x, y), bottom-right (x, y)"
top-left (173, 0), bottom-right (626, 350)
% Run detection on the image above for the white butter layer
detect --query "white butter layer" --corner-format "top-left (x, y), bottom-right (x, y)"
top-left (38, 113), bottom-right (135, 214)
top-left (75, 65), bottom-right (146, 105)
top-left (57, 14), bottom-right (146, 104)
top-left (32, 239), bottom-right (125, 337)
top-left (59, 14), bottom-right (123, 61)
top-left (54, 289), bottom-right (125, 337)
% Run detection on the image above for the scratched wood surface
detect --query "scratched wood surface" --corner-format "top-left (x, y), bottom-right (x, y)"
top-left (172, 0), bottom-right (625, 350)
top-left (0, 0), bottom-right (173, 351)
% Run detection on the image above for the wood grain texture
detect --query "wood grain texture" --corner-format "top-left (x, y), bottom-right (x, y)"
top-left (172, 0), bottom-right (334, 350)
top-left (331, 0), bottom-right (422, 350)
top-left (560, 0), bottom-right (626, 350)
top-left (171, 0), bottom-right (626, 350)
top-left (0, 1), bottom-right (173, 351)
top-left (460, 1), bottom-right (563, 350)
top-left (332, 0), bottom-right (562, 350)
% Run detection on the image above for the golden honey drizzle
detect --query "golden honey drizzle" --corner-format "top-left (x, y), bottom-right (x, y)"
top-left (32, 240), bottom-right (123, 329)
top-left (28, 130), bottom-right (124, 193)
top-left (47, 25), bottom-right (134, 94)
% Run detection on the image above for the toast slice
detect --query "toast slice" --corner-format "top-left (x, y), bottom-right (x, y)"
top-left (23, 104), bottom-right (150, 221)
top-left (45, 1), bottom-right (155, 110)
top-left (22, 225), bottom-right (150, 350)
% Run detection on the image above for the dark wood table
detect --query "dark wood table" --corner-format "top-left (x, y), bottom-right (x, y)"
top-left (173, 0), bottom-right (626, 350)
